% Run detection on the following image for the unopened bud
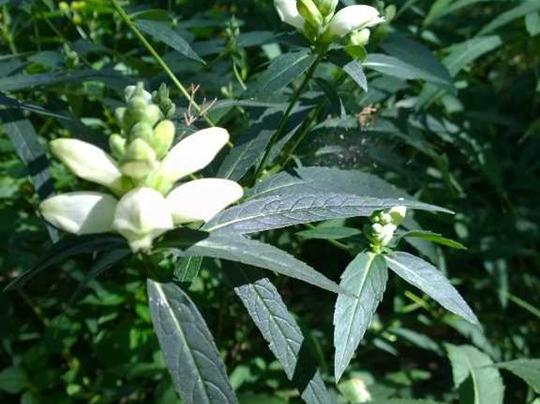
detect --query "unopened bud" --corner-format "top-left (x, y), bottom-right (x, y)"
top-left (316, 0), bottom-right (338, 17)
top-left (150, 120), bottom-right (175, 159)
top-left (59, 2), bottom-right (70, 12)
top-left (129, 122), bottom-right (154, 143)
top-left (115, 107), bottom-right (126, 125)
top-left (109, 134), bottom-right (126, 159)
top-left (349, 28), bottom-right (371, 47)
top-left (297, 0), bottom-right (324, 30)
top-left (388, 206), bottom-right (407, 226)
top-left (120, 139), bottom-right (158, 180)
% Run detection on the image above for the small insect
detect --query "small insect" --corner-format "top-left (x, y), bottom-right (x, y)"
top-left (358, 105), bottom-right (378, 128)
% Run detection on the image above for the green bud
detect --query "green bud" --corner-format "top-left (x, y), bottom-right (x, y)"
top-left (150, 120), bottom-right (175, 159)
top-left (109, 134), bottom-right (126, 160)
top-left (297, 0), bottom-right (324, 30)
top-left (128, 96), bottom-right (149, 111)
top-left (143, 104), bottom-right (162, 126)
top-left (120, 139), bottom-right (158, 180)
top-left (315, 0), bottom-right (338, 17)
top-left (349, 28), bottom-right (371, 47)
top-left (385, 5), bottom-right (397, 23)
top-left (129, 122), bottom-right (154, 143)
top-left (115, 107), bottom-right (126, 126)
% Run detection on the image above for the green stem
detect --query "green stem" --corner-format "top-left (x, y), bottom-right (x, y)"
top-left (253, 53), bottom-right (324, 179)
top-left (110, 0), bottom-right (215, 127)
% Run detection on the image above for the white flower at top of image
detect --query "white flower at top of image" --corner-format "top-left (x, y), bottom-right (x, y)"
top-left (274, 0), bottom-right (306, 31)
top-left (40, 127), bottom-right (243, 252)
top-left (327, 5), bottom-right (385, 38)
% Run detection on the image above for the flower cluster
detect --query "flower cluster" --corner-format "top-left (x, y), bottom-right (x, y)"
top-left (41, 84), bottom-right (243, 252)
top-left (365, 206), bottom-right (407, 251)
top-left (274, 0), bottom-right (384, 48)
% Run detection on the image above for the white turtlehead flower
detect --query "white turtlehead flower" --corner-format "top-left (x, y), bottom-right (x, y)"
top-left (167, 178), bottom-right (244, 224)
top-left (50, 139), bottom-right (122, 190)
top-left (274, 0), bottom-right (306, 31)
top-left (372, 222), bottom-right (397, 246)
top-left (328, 5), bottom-right (384, 37)
top-left (158, 127), bottom-right (230, 184)
top-left (41, 126), bottom-right (244, 252)
top-left (112, 187), bottom-right (174, 252)
top-left (40, 192), bottom-right (117, 235)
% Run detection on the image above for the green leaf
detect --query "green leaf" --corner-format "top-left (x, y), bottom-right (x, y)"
top-left (226, 266), bottom-right (333, 404)
top-left (245, 50), bottom-right (317, 97)
top-left (363, 53), bottom-right (452, 89)
top-left (446, 344), bottom-right (504, 404)
top-left (245, 167), bottom-right (413, 201)
top-left (4, 235), bottom-right (127, 291)
top-left (0, 366), bottom-right (28, 394)
top-left (204, 192), bottom-right (449, 235)
top-left (147, 280), bottom-right (238, 404)
top-left (342, 60), bottom-right (368, 92)
top-left (478, 0), bottom-right (540, 35)
top-left (135, 20), bottom-right (204, 64)
top-left (0, 68), bottom-right (130, 92)
top-left (385, 252), bottom-right (479, 324)
top-left (369, 400), bottom-right (446, 404)
top-left (495, 359), bottom-right (540, 393)
top-left (399, 230), bottom-right (466, 250)
top-left (160, 230), bottom-right (339, 293)
top-left (424, 0), bottom-right (490, 26)
top-left (443, 36), bottom-right (503, 77)
top-left (296, 226), bottom-right (362, 240)
top-left (334, 252), bottom-right (388, 381)
top-left (217, 109), bottom-right (282, 181)
top-left (380, 35), bottom-right (453, 90)
top-left (174, 256), bottom-right (203, 283)
top-left (526, 12), bottom-right (540, 36)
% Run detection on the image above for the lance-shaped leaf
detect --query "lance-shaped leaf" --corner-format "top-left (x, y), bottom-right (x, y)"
top-left (446, 344), bottom-right (504, 404)
top-left (334, 253), bottom-right (388, 381)
top-left (495, 359), bottom-right (540, 393)
top-left (4, 235), bottom-right (126, 291)
top-left (385, 252), bottom-right (479, 324)
top-left (147, 280), bottom-right (237, 404)
top-left (159, 229), bottom-right (339, 293)
top-left (226, 265), bottom-right (333, 404)
top-left (205, 192), bottom-right (449, 234)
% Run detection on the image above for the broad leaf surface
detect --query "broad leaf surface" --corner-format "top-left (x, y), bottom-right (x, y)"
top-left (334, 253), bottom-right (388, 381)
top-left (385, 252), bottom-right (478, 324)
top-left (147, 280), bottom-right (237, 404)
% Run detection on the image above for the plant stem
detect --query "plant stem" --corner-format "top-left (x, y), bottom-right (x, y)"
top-left (254, 53), bottom-right (324, 179)
top-left (110, 0), bottom-right (215, 127)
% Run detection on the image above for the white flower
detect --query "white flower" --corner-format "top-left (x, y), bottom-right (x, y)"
top-left (112, 187), bottom-right (174, 252)
top-left (274, 0), bottom-right (306, 31)
top-left (167, 178), bottom-right (244, 224)
top-left (41, 125), bottom-right (244, 252)
top-left (50, 139), bottom-right (123, 190)
top-left (40, 192), bottom-right (117, 235)
top-left (157, 127), bottom-right (230, 184)
top-left (328, 5), bottom-right (384, 37)
top-left (372, 222), bottom-right (397, 246)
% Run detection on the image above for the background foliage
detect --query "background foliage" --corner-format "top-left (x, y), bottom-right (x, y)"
top-left (0, 0), bottom-right (539, 403)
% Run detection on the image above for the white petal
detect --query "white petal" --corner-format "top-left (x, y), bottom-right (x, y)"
top-left (167, 178), bottom-right (243, 224)
top-left (40, 192), bottom-right (117, 235)
top-left (51, 139), bottom-right (122, 189)
top-left (112, 187), bottom-right (174, 251)
top-left (158, 127), bottom-right (230, 183)
top-left (274, 0), bottom-right (306, 30)
top-left (328, 5), bottom-right (384, 37)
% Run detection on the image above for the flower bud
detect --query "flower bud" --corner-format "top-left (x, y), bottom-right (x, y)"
top-left (112, 187), bottom-right (174, 252)
top-left (297, 0), bottom-right (324, 30)
top-left (274, 0), bottom-right (306, 31)
top-left (125, 84), bottom-right (152, 104)
top-left (115, 107), bottom-right (126, 126)
top-left (349, 28), bottom-right (371, 47)
top-left (50, 139), bottom-right (122, 189)
top-left (109, 134), bottom-right (126, 160)
top-left (59, 2), bottom-right (70, 12)
top-left (388, 206), bottom-right (407, 226)
top-left (120, 139), bottom-right (158, 180)
top-left (143, 104), bottom-right (162, 127)
top-left (129, 121), bottom-right (154, 143)
top-left (316, 0), bottom-right (338, 17)
top-left (150, 120), bottom-right (175, 159)
top-left (328, 5), bottom-right (384, 38)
